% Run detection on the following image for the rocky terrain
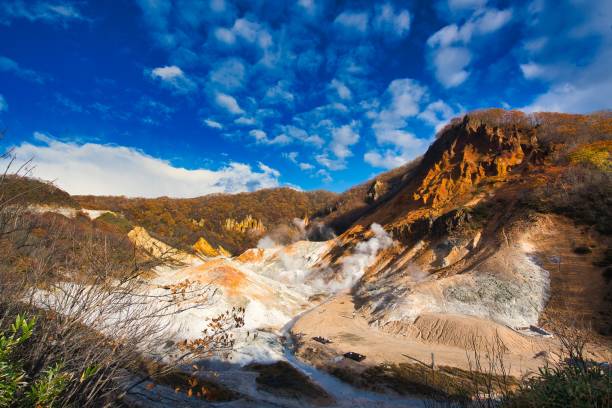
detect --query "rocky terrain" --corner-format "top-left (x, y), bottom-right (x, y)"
top-left (4, 109), bottom-right (611, 406)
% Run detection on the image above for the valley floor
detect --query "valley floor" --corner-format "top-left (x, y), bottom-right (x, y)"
top-left (291, 293), bottom-right (551, 378)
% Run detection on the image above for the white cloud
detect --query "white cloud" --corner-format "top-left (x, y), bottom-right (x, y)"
top-left (266, 134), bottom-right (291, 145)
top-left (0, 1), bottom-right (88, 25)
top-left (520, 2), bottom-right (612, 113)
top-left (203, 119), bottom-right (223, 129)
top-left (330, 79), bottom-right (352, 100)
top-left (427, 7), bottom-right (512, 88)
top-left (279, 125), bottom-right (324, 147)
top-left (0, 56), bottom-right (44, 83)
top-left (331, 123), bottom-right (359, 159)
top-left (373, 3), bottom-right (410, 38)
top-left (431, 46), bottom-right (472, 88)
top-left (0, 94), bottom-right (7, 112)
top-left (214, 27), bottom-right (236, 45)
top-left (298, 0), bottom-right (315, 13)
top-left (249, 129), bottom-right (267, 142)
top-left (522, 79), bottom-right (612, 114)
top-left (149, 65), bottom-right (196, 93)
top-left (316, 122), bottom-right (360, 170)
top-left (519, 62), bottom-right (545, 80)
top-left (366, 78), bottom-right (432, 169)
top-left (372, 79), bottom-right (427, 148)
top-left (284, 151), bottom-right (299, 163)
top-left (447, 0), bottom-right (487, 12)
top-left (214, 92), bottom-right (244, 115)
top-left (6, 134), bottom-right (281, 197)
top-left (264, 81), bottom-right (294, 104)
top-left (209, 58), bottom-right (246, 91)
top-left (299, 162), bottom-right (314, 170)
top-left (234, 116), bottom-right (256, 126)
top-left (283, 152), bottom-right (314, 171)
top-left (316, 169), bottom-right (332, 183)
top-left (249, 129), bottom-right (290, 145)
top-left (209, 0), bottom-right (226, 13)
top-left (418, 100), bottom-right (458, 131)
top-left (364, 150), bottom-right (406, 169)
top-left (217, 17), bottom-right (272, 50)
top-left (334, 11), bottom-right (369, 33)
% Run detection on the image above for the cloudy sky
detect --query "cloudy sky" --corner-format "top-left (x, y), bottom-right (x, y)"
top-left (0, 0), bottom-right (610, 197)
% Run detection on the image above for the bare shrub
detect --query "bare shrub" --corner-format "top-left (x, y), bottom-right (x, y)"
top-left (0, 147), bottom-right (246, 406)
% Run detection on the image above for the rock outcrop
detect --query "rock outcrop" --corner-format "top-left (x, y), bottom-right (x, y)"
top-left (192, 237), bottom-right (231, 258)
top-left (128, 226), bottom-right (196, 264)
top-left (224, 215), bottom-right (265, 234)
top-left (366, 179), bottom-right (385, 203)
top-left (413, 116), bottom-right (532, 210)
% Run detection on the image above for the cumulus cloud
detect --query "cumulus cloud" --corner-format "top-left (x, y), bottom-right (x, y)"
top-left (519, 62), bottom-right (546, 80)
top-left (0, 1), bottom-right (88, 25)
top-left (264, 80), bottom-right (295, 105)
top-left (215, 92), bottom-right (244, 114)
top-left (6, 133), bottom-right (281, 197)
top-left (427, 6), bottom-right (512, 87)
top-left (203, 119), bottom-right (224, 129)
top-left (330, 79), bottom-right (352, 100)
top-left (249, 129), bottom-right (290, 145)
top-left (364, 149), bottom-right (413, 169)
top-left (418, 100), bottom-right (459, 131)
top-left (520, 1), bottom-right (612, 113)
top-left (0, 56), bottom-right (45, 83)
top-left (373, 3), bottom-right (411, 39)
top-left (334, 10), bottom-right (369, 34)
top-left (148, 65), bottom-right (196, 93)
top-left (209, 58), bottom-right (246, 91)
top-left (214, 27), bottom-right (235, 45)
top-left (372, 79), bottom-right (427, 147)
top-left (447, 0), bottom-right (487, 12)
top-left (299, 162), bottom-right (314, 170)
top-left (214, 17), bottom-right (273, 51)
top-left (283, 151), bottom-right (314, 171)
top-left (316, 122), bottom-right (360, 170)
top-left (366, 78), bottom-right (434, 168)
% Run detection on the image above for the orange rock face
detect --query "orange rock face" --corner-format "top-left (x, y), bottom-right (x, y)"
top-left (413, 119), bottom-right (528, 210)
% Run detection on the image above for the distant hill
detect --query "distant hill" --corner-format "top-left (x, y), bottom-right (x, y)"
top-left (0, 175), bottom-right (80, 208)
top-left (75, 188), bottom-right (337, 254)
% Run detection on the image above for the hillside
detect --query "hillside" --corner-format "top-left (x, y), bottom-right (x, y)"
top-left (75, 188), bottom-right (338, 255)
top-left (313, 109), bottom-right (612, 338)
top-left (0, 174), bottom-right (80, 208)
top-left (2, 109), bottom-right (611, 407)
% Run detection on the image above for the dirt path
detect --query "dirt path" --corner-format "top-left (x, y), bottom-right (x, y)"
top-left (291, 294), bottom-right (553, 377)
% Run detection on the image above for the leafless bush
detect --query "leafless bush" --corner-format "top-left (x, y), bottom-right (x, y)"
top-left (0, 147), bottom-right (245, 406)
top-left (464, 332), bottom-right (514, 408)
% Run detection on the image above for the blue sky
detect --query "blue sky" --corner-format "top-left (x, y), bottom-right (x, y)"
top-left (0, 0), bottom-right (610, 197)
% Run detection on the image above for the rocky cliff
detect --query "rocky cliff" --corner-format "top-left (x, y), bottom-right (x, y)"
top-left (317, 109), bottom-right (611, 336)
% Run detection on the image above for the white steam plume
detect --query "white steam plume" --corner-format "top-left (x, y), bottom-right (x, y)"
top-left (316, 223), bottom-right (393, 292)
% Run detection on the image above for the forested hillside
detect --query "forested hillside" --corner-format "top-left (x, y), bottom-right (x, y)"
top-left (76, 188), bottom-right (337, 254)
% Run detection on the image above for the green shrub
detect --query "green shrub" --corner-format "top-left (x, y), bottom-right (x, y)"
top-left (0, 314), bottom-right (36, 407)
top-left (503, 361), bottom-right (611, 408)
top-left (0, 315), bottom-right (74, 408)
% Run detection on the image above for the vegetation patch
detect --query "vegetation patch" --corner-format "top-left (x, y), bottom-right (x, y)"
top-left (137, 359), bottom-right (238, 402)
top-left (246, 361), bottom-right (334, 405)
top-left (568, 141), bottom-right (612, 172)
top-left (0, 176), bottom-right (79, 208)
top-left (328, 362), bottom-right (517, 402)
